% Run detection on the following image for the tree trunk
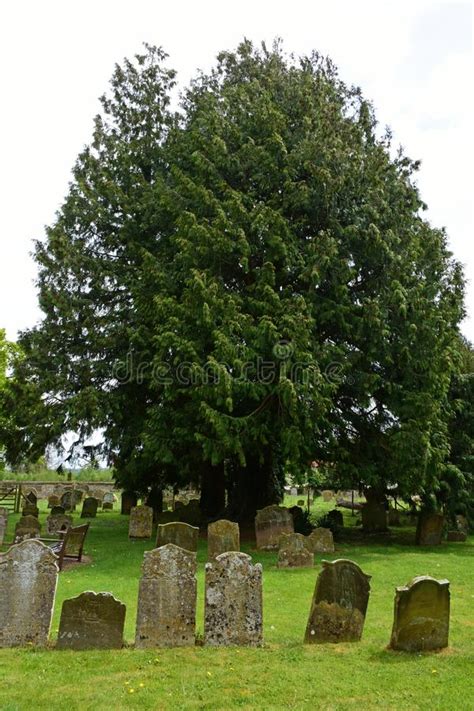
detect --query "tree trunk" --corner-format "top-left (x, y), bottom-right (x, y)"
top-left (226, 451), bottom-right (284, 522)
top-left (145, 486), bottom-right (163, 521)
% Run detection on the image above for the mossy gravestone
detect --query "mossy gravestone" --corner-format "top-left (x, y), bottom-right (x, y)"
top-left (46, 514), bottom-right (73, 535)
top-left (204, 552), bottom-right (263, 647)
top-left (416, 512), bottom-right (445, 546)
top-left (277, 533), bottom-right (314, 568)
top-left (14, 515), bottom-right (41, 542)
top-left (128, 505), bottom-right (153, 539)
top-left (81, 497), bottom-right (98, 519)
top-left (156, 522), bottom-right (199, 552)
top-left (389, 576), bottom-right (450, 651)
top-left (57, 592), bottom-right (126, 650)
top-left (48, 494), bottom-right (60, 509)
top-left (207, 520), bottom-right (240, 560)
top-left (0, 540), bottom-right (58, 647)
top-left (305, 559), bottom-right (371, 643)
top-left (305, 528), bottom-right (335, 554)
top-left (255, 505), bottom-right (294, 550)
top-left (135, 544), bottom-right (197, 648)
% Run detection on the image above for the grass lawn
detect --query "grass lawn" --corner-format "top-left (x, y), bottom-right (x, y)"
top-left (0, 497), bottom-right (472, 710)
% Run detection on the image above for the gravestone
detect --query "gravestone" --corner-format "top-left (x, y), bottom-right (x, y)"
top-left (72, 490), bottom-right (83, 506)
top-left (277, 533), bottom-right (314, 568)
top-left (0, 507), bottom-right (8, 545)
top-left (25, 490), bottom-right (38, 505)
top-left (389, 576), bottom-right (450, 651)
top-left (48, 494), bottom-right (60, 509)
top-left (14, 515), bottom-right (41, 542)
top-left (121, 491), bottom-right (137, 515)
top-left (102, 502), bottom-right (113, 511)
top-left (289, 505), bottom-right (305, 530)
top-left (57, 592), bottom-right (126, 650)
top-left (327, 510), bottom-right (343, 528)
top-left (305, 559), bottom-right (371, 644)
top-left (135, 544), bottom-right (197, 648)
top-left (204, 552), bottom-right (263, 647)
top-left (456, 515), bottom-right (469, 535)
top-left (51, 505), bottom-right (65, 516)
top-left (0, 539), bottom-right (58, 647)
top-left (290, 487), bottom-right (298, 496)
top-left (156, 522), bottom-right (199, 552)
top-left (305, 527), bottom-right (335, 554)
top-left (447, 530), bottom-right (467, 542)
top-left (22, 503), bottom-right (39, 518)
top-left (81, 497), bottom-right (98, 519)
top-left (416, 512), bottom-right (445, 546)
top-left (361, 502), bottom-right (388, 532)
top-left (255, 505), bottom-right (294, 550)
top-left (321, 490), bottom-right (334, 502)
top-left (61, 490), bottom-right (75, 512)
top-left (207, 520), bottom-right (240, 560)
top-left (129, 505), bottom-right (153, 539)
top-left (46, 514), bottom-right (73, 535)
top-left (103, 492), bottom-right (115, 505)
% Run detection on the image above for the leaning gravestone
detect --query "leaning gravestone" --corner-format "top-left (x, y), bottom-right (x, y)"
top-left (81, 497), bottom-right (98, 519)
top-left (135, 544), bottom-right (197, 648)
top-left (46, 514), bottom-right (73, 535)
top-left (25, 489), bottom-right (38, 505)
top-left (207, 520), bottom-right (240, 560)
top-left (361, 501), bottom-right (388, 532)
top-left (204, 552), bottom-right (263, 647)
top-left (389, 576), bottom-right (450, 651)
top-left (14, 515), bottom-right (41, 542)
top-left (129, 505), bottom-right (153, 539)
top-left (0, 539), bottom-right (58, 647)
top-left (0, 507), bottom-right (8, 545)
top-left (305, 559), bottom-right (371, 644)
top-left (156, 522), bottom-right (199, 552)
top-left (278, 533), bottom-right (314, 568)
top-left (416, 512), bottom-right (445, 546)
top-left (305, 527), bottom-right (335, 554)
top-left (255, 505), bottom-right (294, 550)
top-left (121, 491), bottom-right (137, 515)
top-left (57, 592), bottom-right (126, 650)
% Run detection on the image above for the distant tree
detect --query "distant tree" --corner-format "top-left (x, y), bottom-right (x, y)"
top-left (6, 41), bottom-right (465, 520)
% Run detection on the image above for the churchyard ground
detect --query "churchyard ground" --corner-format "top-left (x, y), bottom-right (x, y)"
top-left (0, 497), bottom-right (472, 710)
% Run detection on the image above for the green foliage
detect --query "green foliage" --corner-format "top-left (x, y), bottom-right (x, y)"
top-left (4, 41), bottom-right (466, 512)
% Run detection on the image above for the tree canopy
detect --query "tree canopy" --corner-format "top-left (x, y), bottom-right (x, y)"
top-left (2, 41), bottom-right (467, 519)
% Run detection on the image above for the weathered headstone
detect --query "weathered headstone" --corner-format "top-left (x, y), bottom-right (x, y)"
top-left (156, 522), bottom-right (199, 552)
top-left (278, 533), bottom-right (314, 568)
top-left (361, 502), bottom-right (388, 532)
top-left (327, 509), bottom-right (344, 528)
top-left (129, 505), bottom-right (153, 539)
top-left (103, 492), bottom-right (115, 505)
top-left (61, 490), bottom-right (75, 512)
top-left (135, 544), bottom-right (197, 648)
top-left (321, 490), bottom-right (335, 502)
top-left (51, 505), bottom-right (66, 516)
top-left (0, 539), bottom-right (58, 647)
top-left (207, 520), bottom-right (240, 560)
top-left (389, 576), bottom-right (450, 651)
top-left (72, 489), bottom-right (83, 506)
top-left (305, 559), bottom-right (371, 643)
top-left (46, 514), bottom-right (73, 535)
top-left (81, 497), bottom-right (98, 519)
top-left (416, 512), bottom-right (444, 546)
top-left (0, 507), bottom-right (8, 545)
top-left (305, 527), bottom-right (335, 554)
top-left (447, 530), bottom-right (467, 542)
top-left (48, 494), bottom-right (60, 509)
top-left (121, 490), bottom-right (137, 515)
top-left (290, 487), bottom-right (298, 496)
top-left (24, 489), bottom-right (38, 504)
top-left (204, 552), bottom-right (263, 646)
top-left (14, 515), bottom-right (41, 542)
top-left (255, 505), bottom-right (294, 550)
top-left (57, 592), bottom-right (126, 650)
top-left (22, 503), bottom-right (39, 518)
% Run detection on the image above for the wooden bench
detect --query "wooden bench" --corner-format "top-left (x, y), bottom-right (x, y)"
top-left (40, 523), bottom-right (90, 570)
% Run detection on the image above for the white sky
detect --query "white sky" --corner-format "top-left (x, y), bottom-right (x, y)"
top-left (0, 0), bottom-right (472, 342)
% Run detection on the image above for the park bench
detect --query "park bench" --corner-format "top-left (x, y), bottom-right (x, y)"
top-left (40, 523), bottom-right (90, 570)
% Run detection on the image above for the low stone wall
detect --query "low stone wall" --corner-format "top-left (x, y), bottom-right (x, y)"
top-left (0, 481), bottom-right (118, 500)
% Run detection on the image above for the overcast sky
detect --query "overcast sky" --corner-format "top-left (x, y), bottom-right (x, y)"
top-left (0, 0), bottom-right (472, 342)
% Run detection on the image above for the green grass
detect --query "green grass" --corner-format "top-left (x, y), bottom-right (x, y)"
top-left (0, 499), bottom-right (473, 710)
